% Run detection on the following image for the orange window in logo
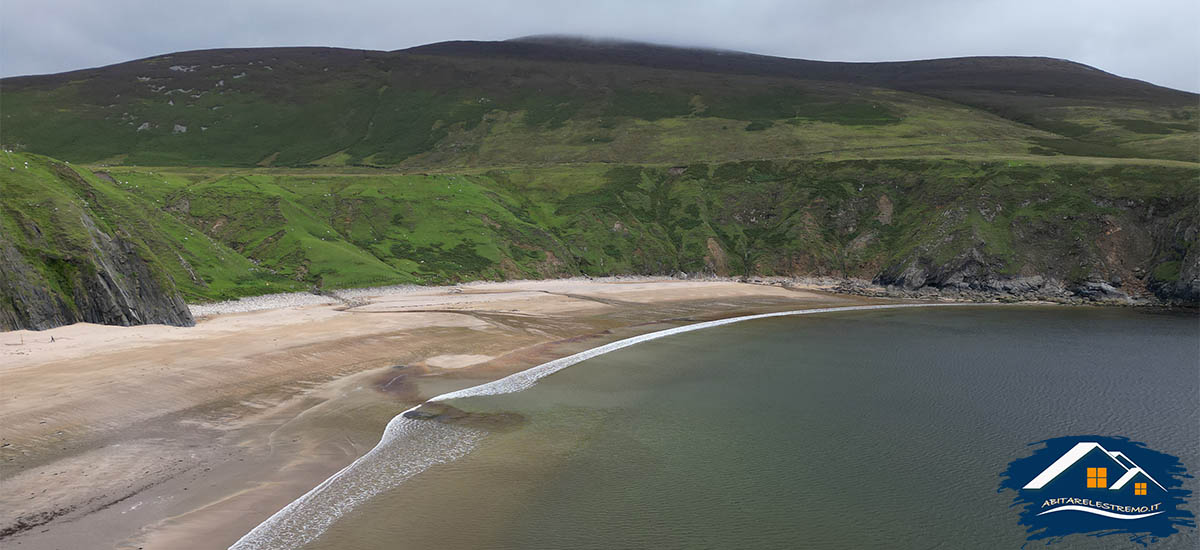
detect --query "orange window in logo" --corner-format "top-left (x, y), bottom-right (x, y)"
top-left (1087, 467), bottom-right (1107, 488)
top-left (1135, 482), bottom-right (1147, 495)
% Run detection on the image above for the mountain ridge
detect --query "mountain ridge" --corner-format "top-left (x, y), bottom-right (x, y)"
top-left (1, 38), bottom-right (1196, 330)
top-left (10, 37), bottom-right (1189, 96)
top-left (2, 38), bottom-right (1195, 169)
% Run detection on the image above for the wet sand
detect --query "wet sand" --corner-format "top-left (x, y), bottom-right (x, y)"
top-left (0, 279), bottom-right (871, 549)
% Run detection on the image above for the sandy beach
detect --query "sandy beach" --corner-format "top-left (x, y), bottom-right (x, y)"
top-left (0, 278), bottom-right (874, 550)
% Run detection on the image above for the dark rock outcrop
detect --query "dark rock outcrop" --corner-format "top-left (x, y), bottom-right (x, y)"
top-left (0, 216), bottom-right (194, 330)
top-left (0, 160), bottom-right (194, 331)
top-left (1147, 260), bottom-right (1200, 305)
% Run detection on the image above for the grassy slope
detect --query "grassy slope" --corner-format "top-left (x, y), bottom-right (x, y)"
top-left (5, 151), bottom-right (1192, 305)
top-left (0, 152), bottom-right (297, 303)
top-left (2, 44), bottom-right (1196, 168)
top-left (1, 42), bottom-right (1196, 310)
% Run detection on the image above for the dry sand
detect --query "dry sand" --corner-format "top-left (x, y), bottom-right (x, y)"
top-left (0, 279), bottom-right (871, 549)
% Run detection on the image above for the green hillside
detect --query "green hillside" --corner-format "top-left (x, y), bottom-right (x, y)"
top-left (3, 151), bottom-right (1195, 314)
top-left (2, 39), bottom-right (1196, 168)
top-left (1, 39), bottom-right (1198, 328)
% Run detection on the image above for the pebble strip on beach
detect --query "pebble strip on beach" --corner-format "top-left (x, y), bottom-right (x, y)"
top-left (185, 276), bottom-right (714, 318)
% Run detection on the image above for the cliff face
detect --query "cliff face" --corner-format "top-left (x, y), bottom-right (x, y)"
top-left (871, 174), bottom-right (1200, 305)
top-left (1, 152), bottom-right (1196, 332)
top-left (0, 157), bottom-right (193, 331)
top-left (0, 41), bottom-right (1195, 323)
top-left (533, 160), bottom-right (1198, 306)
top-left (0, 220), bottom-right (193, 330)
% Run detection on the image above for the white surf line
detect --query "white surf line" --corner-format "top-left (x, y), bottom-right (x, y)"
top-left (229, 301), bottom-right (981, 550)
top-left (430, 303), bottom-right (980, 401)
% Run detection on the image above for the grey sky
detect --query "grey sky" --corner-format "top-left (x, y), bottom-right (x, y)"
top-left (2, 0), bottom-right (1197, 92)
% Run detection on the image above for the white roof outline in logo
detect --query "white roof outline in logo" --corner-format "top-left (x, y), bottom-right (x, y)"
top-left (1022, 442), bottom-right (1166, 491)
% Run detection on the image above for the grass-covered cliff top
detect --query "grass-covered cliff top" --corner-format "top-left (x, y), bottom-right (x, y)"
top-left (3, 151), bottom-right (1195, 305)
top-left (1, 39), bottom-right (1196, 328)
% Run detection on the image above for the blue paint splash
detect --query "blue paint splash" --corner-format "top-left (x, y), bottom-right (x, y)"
top-left (999, 435), bottom-right (1194, 546)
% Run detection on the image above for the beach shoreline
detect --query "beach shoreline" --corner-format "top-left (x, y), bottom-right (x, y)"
top-left (232, 302), bottom-right (988, 549)
top-left (1, 278), bottom-right (881, 550)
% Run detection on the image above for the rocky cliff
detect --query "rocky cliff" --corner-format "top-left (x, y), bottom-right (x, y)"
top-left (0, 157), bottom-right (193, 330)
top-left (1, 153), bottom-right (1196, 332)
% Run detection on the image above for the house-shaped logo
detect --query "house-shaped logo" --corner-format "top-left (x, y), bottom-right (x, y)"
top-left (999, 435), bottom-right (1194, 544)
top-left (1022, 442), bottom-right (1166, 519)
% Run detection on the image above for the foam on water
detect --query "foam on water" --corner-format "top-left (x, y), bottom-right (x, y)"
top-left (229, 415), bottom-right (483, 550)
top-left (229, 302), bottom-right (976, 549)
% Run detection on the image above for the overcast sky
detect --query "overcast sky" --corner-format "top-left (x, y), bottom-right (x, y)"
top-left (2, 0), bottom-right (1197, 92)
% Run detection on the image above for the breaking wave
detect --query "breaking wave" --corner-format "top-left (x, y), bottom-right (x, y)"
top-left (229, 302), bottom-right (975, 549)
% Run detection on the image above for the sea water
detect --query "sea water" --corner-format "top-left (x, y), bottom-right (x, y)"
top-left (246, 306), bottom-right (1200, 549)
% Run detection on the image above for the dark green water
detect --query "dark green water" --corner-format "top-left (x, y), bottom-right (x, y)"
top-left (308, 307), bottom-right (1198, 549)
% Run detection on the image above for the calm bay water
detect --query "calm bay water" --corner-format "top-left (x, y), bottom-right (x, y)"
top-left (306, 306), bottom-right (1198, 549)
